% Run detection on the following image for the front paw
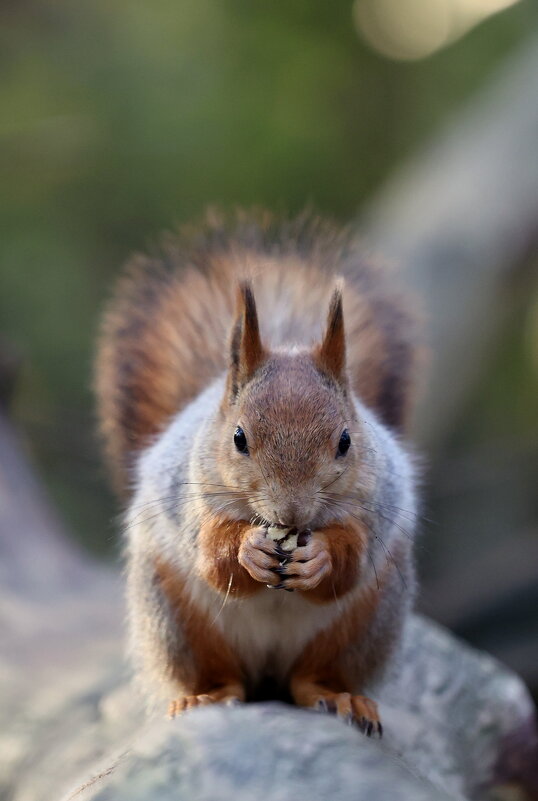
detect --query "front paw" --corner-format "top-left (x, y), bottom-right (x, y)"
top-left (238, 526), bottom-right (284, 587)
top-left (280, 534), bottom-right (332, 591)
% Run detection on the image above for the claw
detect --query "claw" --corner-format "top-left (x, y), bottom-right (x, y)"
top-left (316, 698), bottom-right (329, 713)
top-left (275, 547), bottom-right (291, 561)
top-left (297, 529), bottom-right (311, 547)
top-left (356, 715), bottom-right (367, 732)
top-left (307, 692), bottom-right (381, 736)
top-left (225, 696), bottom-right (242, 707)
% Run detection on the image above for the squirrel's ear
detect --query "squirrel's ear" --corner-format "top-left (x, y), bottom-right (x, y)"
top-left (227, 281), bottom-right (266, 400)
top-left (315, 281), bottom-right (346, 382)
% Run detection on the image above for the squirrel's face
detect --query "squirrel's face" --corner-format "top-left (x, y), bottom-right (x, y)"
top-left (218, 353), bottom-right (361, 529)
top-left (214, 280), bottom-right (366, 529)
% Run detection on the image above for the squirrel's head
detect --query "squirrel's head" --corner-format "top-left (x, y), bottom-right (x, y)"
top-left (216, 281), bottom-right (365, 530)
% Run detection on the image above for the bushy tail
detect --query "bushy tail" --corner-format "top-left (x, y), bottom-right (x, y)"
top-left (95, 209), bottom-right (420, 495)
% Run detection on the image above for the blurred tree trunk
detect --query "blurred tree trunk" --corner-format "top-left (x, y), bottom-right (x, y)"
top-left (362, 34), bottom-right (538, 449)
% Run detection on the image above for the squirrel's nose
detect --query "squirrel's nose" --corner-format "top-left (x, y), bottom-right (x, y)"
top-left (276, 503), bottom-right (308, 529)
top-left (276, 502), bottom-right (296, 527)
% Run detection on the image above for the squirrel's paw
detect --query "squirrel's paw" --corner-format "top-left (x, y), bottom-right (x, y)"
top-left (168, 690), bottom-right (243, 717)
top-left (169, 694), bottom-right (213, 716)
top-left (238, 526), bottom-right (283, 586)
top-left (281, 537), bottom-right (332, 591)
top-left (315, 692), bottom-right (382, 737)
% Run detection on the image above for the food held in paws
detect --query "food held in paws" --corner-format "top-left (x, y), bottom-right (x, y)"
top-left (266, 526), bottom-right (311, 553)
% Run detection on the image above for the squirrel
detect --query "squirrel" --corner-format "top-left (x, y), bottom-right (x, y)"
top-left (95, 209), bottom-right (420, 737)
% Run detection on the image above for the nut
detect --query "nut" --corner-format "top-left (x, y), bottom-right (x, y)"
top-left (266, 526), bottom-right (311, 553)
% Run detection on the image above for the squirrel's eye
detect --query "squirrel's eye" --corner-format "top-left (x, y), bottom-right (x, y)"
top-left (234, 426), bottom-right (249, 454)
top-left (337, 429), bottom-right (351, 457)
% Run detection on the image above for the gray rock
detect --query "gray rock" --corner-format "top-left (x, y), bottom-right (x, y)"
top-left (54, 616), bottom-right (537, 801)
top-left (66, 703), bottom-right (463, 801)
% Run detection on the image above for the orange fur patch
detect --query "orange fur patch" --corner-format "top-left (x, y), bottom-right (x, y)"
top-left (154, 557), bottom-right (245, 695)
top-left (314, 283), bottom-right (346, 382)
top-left (227, 281), bottom-right (267, 401)
top-left (197, 515), bottom-right (263, 597)
top-left (290, 584), bottom-right (380, 691)
top-left (296, 519), bottom-right (367, 603)
top-left (288, 533), bottom-right (410, 715)
top-left (288, 538), bottom-right (398, 697)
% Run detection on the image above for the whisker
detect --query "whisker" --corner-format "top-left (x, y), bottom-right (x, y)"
top-left (347, 510), bottom-right (407, 591)
top-left (376, 534), bottom-right (407, 590)
top-left (367, 550), bottom-right (380, 591)
top-left (317, 497), bottom-right (407, 591)
top-left (320, 495), bottom-right (415, 543)
top-left (321, 491), bottom-right (425, 525)
top-left (125, 495), bottom-right (228, 528)
top-left (331, 581), bottom-right (344, 615)
top-left (211, 573), bottom-right (234, 625)
top-left (128, 493), bottom-right (229, 513)
top-left (319, 463), bottom-right (351, 493)
top-left (128, 490), bottom-right (247, 515)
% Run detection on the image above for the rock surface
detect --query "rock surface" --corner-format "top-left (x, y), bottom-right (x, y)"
top-left (55, 615), bottom-right (536, 801)
top-left (3, 609), bottom-right (536, 801)
top-left (66, 703), bottom-right (462, 801)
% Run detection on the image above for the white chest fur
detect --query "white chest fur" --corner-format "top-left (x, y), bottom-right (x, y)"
top-left (184, 573), bottom-right (351, 684)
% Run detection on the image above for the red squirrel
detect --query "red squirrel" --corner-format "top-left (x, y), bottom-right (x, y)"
top-left (95, 210), bottom-right (419, 736)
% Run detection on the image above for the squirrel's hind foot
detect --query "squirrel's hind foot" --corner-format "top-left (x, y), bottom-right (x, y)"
top-left (168, 685), bottom-right (244, 717)
top-left (315, 692), bottom-right (382, 737)
top-left (291, 678), bottom-right (382, 738)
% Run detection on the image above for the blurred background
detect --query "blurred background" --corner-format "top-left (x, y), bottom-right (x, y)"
top-left (1, 0), bottom-right (537, 698)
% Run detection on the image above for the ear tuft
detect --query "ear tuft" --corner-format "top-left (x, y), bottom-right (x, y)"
top-left (315, 280), bottom-right (346, 382)
top-left (227, 281), bottom-right (266, 400)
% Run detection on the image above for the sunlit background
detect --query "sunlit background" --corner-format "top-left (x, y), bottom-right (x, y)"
top-left (355, 0), bottom-right (520, 60)
top-left (1, 0), bottom-right (537, 697)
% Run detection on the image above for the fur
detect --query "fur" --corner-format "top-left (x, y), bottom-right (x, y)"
top-left (98, 209), bottom-right (420, 730)
top-left (123, 375), bottom-right (417, 715)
